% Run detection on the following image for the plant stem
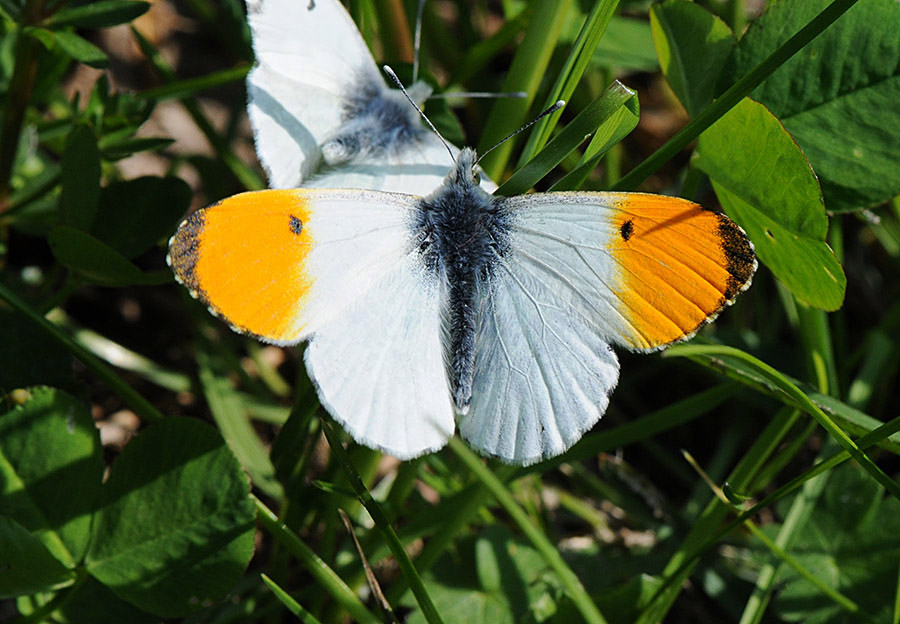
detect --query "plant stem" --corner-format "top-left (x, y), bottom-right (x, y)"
top-left (0, 0), bottom-right (46, 208)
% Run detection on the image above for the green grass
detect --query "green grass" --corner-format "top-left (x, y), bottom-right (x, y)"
top-left (1, 0), bottom-right (899, 622)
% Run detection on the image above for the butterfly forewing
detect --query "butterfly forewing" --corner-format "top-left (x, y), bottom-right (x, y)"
top-left (503, 192), bottom-right (756, 352)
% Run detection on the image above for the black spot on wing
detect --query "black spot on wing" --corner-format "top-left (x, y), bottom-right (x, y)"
top-left (620, 219), bottom-right (634, 242)
top-left (289, 215), bottom-right (303, 235)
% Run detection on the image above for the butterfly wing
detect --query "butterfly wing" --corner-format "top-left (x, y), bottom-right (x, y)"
top-left (246, 0), bottom-right (472, 195)
top-left (460, 192), bottom-right (755, 464)
top-left (167, 188), bottom-right (455, 458)
top-left (246, 0), bottom-right (381, 187)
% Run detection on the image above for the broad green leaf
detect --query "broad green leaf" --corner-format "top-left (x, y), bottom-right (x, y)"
top-left (52, 577), bottom-right (159, 624)
top-left (43, 1), bottom-right (149, 29)
top-left (51, 29), bottom-right (109, 67)
top-left (650, 0), bottom-right (736, 116)
top-left (695, 98), bottom-right (845, 310)
top-left (0, 387), bottom-right (103, 565)
top-left (770, 464), bottom-right (900, 623)
top-left (710, 183), bottom-right (845, 311)
top-left (91, 176), bottom-right (191, 259)
top-left (0, 516), bottom-right (75, 598)
top-left (732, 0), bottom-right (900, 211)
top-left (0, 310), bottom-right (75, 392)
top-left (48, 225), bottom-right (156, 286)
top-left (86, 417), bottom-right (256, 617)
top-left (59, 123), bottom-right (100, 230)
top-left (406, 527), bottom-right (555, 624)
top-left (590, 16), bottom-right (658, 73)
top-left (496, 80), bottom-right (636, 196)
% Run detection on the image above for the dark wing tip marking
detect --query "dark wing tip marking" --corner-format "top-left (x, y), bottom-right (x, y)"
top-left (167, 210), bottom-right (206, 296)
top-left (620, 219), bottom-right (634, 242)
top-left (716, 213), bottom-right (757, 301)
top-left (289, 214), bottom-right (304, 235)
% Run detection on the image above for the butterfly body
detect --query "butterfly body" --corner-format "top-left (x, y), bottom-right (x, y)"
top-left (169, 142), bottom-right (755, 464)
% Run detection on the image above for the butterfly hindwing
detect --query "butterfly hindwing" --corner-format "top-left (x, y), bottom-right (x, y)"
top-left (305, 253), bottom-right (455, 459)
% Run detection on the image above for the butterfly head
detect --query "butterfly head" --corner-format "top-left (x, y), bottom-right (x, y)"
top-left (449, 147), bottom-right (482, 188)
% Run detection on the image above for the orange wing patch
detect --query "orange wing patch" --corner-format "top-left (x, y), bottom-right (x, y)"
top-left (168, 189), bottom-right (314, 344)
top-left (609, 194), bottom-right (755, 350)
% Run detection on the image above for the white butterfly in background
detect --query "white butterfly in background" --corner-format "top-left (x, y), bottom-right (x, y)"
top-left (245, 0), bottom-right (495, 194)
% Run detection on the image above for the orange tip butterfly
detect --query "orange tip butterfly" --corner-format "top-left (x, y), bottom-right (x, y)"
top-left (168, 141), bottom-right (756, 465)
top-left (245, 0), bottom-right (495, 194)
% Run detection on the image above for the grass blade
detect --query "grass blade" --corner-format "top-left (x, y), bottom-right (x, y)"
top-left (516, 0), bottom-right (622, 165)
top-left (495, 81), bottom-right (636, 196)
top-left (321, 420), bottom-right (445, 624)
top-left (449, 438), bottom-right (609, 624)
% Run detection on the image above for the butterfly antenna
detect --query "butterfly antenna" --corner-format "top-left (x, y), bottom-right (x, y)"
top-left (429, 90), bottom-right (528, 100)
top-left (476, 100), bottom-right (566, 166)
top-left (412, 0), bottom-right (425, 83)
top-left (383, 65), bottom-right (456, 163)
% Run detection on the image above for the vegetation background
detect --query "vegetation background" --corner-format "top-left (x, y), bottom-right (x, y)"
top-left (1, 0), bottom-right (899, 622)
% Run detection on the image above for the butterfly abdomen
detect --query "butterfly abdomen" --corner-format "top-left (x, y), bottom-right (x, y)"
top-left (413, 151), bottom-right (512, 412)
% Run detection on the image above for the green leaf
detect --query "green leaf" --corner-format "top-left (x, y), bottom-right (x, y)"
top-left (194, 335), bottom-right (284, 500)
top-left (51, 29), bottom-right (109, 67)
top-left (0, 516), bottom-right (76, 598)
top-left (52, 576), bottom-right (159, 624)
top-left (650, 0), bottom-right (736, 116)
top-left (770, 464), bottom-right (900, 623)
top-left (732, 0), bottom-right (900, 211)
top-left (43, 1), bottom-right (150, 29)
top-left (695, 98), bottom-right (845, 310)
top-left (590, 17), bottom-right (658, 73)
top-left (99, 136), bottom-right (174, 160)
top-left (59, 123), bottom-right (101, 230)
top-left (405, 527), bottom-right (555, 624)
top-left (91, 176), bottom-right (191, 259)
top-left (85, 417), bottom-right (256, 617)
top-left (496, 80), bottom-right (636, 196)
top-left (516, 0), bottom-right (621, 165)
top-left (48, 225), bottom-right (158, 286)
top-left (0, 387), bottom-right (104, 567)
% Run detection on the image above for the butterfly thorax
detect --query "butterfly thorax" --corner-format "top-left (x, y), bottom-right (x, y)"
top-left (320, 76), bottom-right (433, 166)
top-left (413, 148), bottom-right (512, 413)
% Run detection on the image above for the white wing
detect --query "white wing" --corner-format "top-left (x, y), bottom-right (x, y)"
top-left (246, 0), bottom-right (381, 187)
top-left (245, 0), bottom-right (496, 195)
top-left (458, 255), bottom-right (619, 466)
top-left (169, 186), bottom-right (456, 458)
top-left (459, 192), bottom-right (755, 464)
top-left (305, 253), bottom-right (455, 459)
